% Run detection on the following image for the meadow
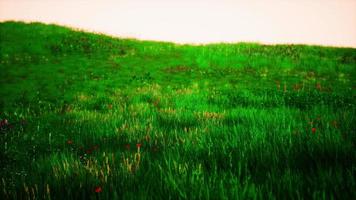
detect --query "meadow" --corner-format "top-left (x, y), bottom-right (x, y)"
top-left (0, 21), bottom-right (355, 199)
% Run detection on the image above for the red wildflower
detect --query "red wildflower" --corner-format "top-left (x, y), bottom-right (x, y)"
top-left (94, 186), bottom-right (102, 193)
top-left (67, 140), bottom-right (73, 145)
top-left (0, 119), bottom-right (8, 127)
top-left (136, 143), bottom-right (142, 149)
top-left (311, 127), bottom-right (317, 134)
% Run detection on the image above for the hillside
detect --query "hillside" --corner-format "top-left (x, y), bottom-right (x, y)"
top-left (0, 21), bottom-right (355, 199)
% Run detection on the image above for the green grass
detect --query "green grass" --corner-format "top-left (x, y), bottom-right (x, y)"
top-left (0, 21), bottom-right (355, 200)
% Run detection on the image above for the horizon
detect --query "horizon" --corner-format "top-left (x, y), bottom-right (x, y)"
top-left (0, 0), bottom-right (356, 48)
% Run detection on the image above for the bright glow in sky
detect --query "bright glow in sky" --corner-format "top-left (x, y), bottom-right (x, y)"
top-left (1, 0), bottom-right (356, 47)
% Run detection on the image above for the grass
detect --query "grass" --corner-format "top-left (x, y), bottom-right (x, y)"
top-left (0, 21), bottom-right (355, 200)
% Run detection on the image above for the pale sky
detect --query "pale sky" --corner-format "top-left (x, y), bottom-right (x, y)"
top-left (1, 0), bottom-right (356, 47)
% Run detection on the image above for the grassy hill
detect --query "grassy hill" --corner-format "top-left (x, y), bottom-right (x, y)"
top-left (0, 21), bottom-right (355, 199)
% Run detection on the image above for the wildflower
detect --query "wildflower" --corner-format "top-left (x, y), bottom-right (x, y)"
top-left (0, 119), bottom-right (8, 126)
top-left (0, 119), bottom-right (9, 130)
top-left (136, 143), bottom-right (142, 152)
top-left (67, 140), bottom-right (73, 145)
top-left (94, 186), bottom-right (102, 193)
top-left (312, 127), bottom-right (317, 134)
top-left (136, 143), bottom-right (142, 149)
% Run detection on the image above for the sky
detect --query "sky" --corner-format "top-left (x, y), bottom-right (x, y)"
top-left (0, 0), bottom-right (356, 47)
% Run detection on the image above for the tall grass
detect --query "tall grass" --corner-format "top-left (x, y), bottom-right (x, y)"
top-left (0, 21), bottom-right (355, 199)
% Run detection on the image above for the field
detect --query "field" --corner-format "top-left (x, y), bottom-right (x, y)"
top-left (0, 21), bottom-right (355, 199)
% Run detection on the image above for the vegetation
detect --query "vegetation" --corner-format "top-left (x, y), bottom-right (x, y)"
top-left (0, 21), bottom-right (355, 199)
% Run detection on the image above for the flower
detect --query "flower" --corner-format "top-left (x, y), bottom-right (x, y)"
top-left (67, 140), bottom-right (73, 145)
top-left (136, 143), bottom-right (142, 149)
top-left (0, 119), bottom-right (8, 127)
top-left (94, 186), bottom-right (102, 193)
top-left (312, 127), bottom-right (316, 134)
